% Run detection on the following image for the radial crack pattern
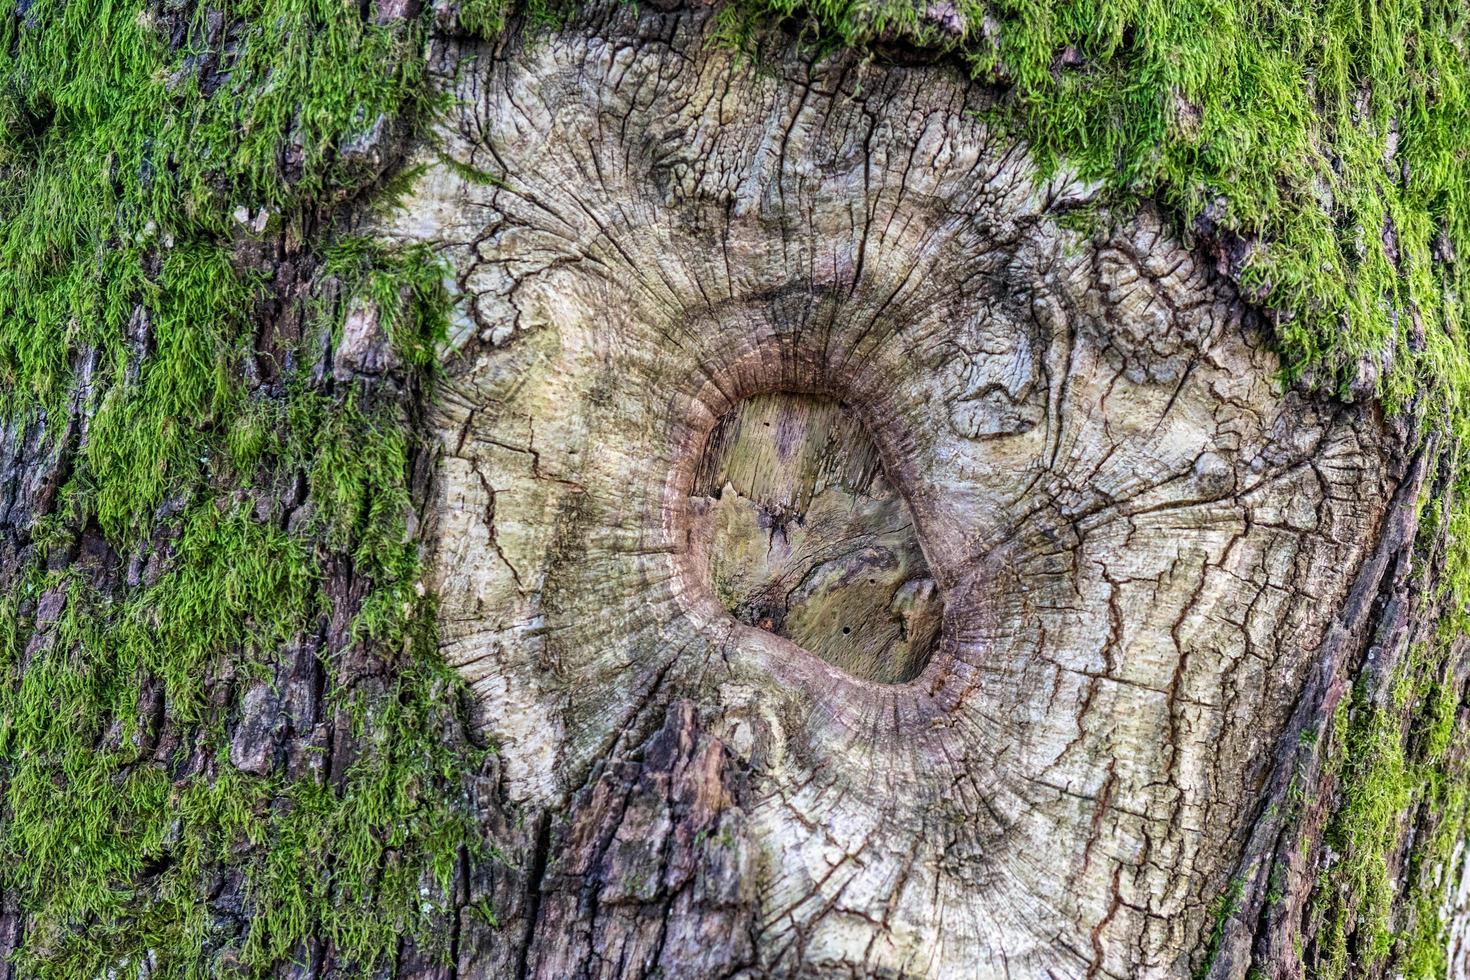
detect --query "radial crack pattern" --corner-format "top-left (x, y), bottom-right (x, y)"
top-left (380, 6), bottom-right (1400, 976)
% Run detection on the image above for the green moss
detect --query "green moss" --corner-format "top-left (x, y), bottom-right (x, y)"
top-left (1310, 638), bottom-right (1470, 979)
top-left (0, 0), bottom-right (488, 975)
top-left (1315, 672), bottom-right (1416, 975)
top-left (0, 511), bottom-right (307, 976)
top-left (1194, 876), bottom-right (1245, 980)
top-left (238, 648), bottom-right (485, 973)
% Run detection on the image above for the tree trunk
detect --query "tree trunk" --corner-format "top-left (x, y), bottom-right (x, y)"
top-left (3, 2), bottom-right (1468, 979)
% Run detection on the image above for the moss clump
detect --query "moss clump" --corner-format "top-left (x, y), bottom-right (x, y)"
top-left (0, 0), bottom-right (494, 975)
top-left (1308, 639), bottom-right (1467, 979)
top-left (1194, 876), bottom-right (1245, 979)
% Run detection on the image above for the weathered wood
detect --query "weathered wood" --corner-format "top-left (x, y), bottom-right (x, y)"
top-left (0, 2), bottom-right (1460, 978)
top-left (693, 392), bottom-right (940, 684)
top-left (375, 4), bottom-right (1428, 976)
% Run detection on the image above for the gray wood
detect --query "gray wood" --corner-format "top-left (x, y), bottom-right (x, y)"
top-left (363, 4), bottom-right (1446, 976)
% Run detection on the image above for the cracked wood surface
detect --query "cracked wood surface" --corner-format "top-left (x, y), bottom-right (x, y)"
top-left (376, 5), bottom-right (1408, 977)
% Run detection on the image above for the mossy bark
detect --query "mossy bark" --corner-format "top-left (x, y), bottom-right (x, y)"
top-left (1, 2), bottom-right (1469, 979)
top-left (0, 233), bottom-right (508, 977)
top-left (0, 4), bottom-right (504, 971)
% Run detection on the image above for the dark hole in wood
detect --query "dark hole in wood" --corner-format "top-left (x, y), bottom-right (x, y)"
top-left (690, 392), bottom-right (941, 684)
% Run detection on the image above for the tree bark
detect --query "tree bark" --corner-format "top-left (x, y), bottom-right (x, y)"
top-left (2, 2), bottom-right (1467, 979)
top-left (386, 4), bottom-right (1470, 977)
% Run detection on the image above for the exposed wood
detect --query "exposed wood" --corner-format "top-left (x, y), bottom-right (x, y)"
top-left (378, 5), bottom-right (1420, 975)
top-left (0, 1), bottom-right (1461, 978)
top-left (693, 392), bottom-right (940, 684)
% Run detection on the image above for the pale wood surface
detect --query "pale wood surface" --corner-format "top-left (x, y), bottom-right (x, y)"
top-left (375, 6), bottom-right (1406, 976)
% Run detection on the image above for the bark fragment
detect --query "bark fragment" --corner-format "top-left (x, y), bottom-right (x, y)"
top-left (525, 699), bottom-right (756, 980)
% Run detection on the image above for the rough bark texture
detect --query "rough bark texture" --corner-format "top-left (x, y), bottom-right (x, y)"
top-left (1, 2), bottom-right (1465, 979)
top-left (0, 247), bottom-right (505, 980)
top-left (365, 4), bottom-right (1451, 977)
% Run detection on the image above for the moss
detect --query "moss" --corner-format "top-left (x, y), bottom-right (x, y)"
top-left (1314, 669), bottom-right (1417, 975)
top-left (0, 0), bottom-right (489, 975)
top-left (1309, 637), bottom-right (1470, 979)
top-left (1193, 876), bottom-right (1245, 980)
